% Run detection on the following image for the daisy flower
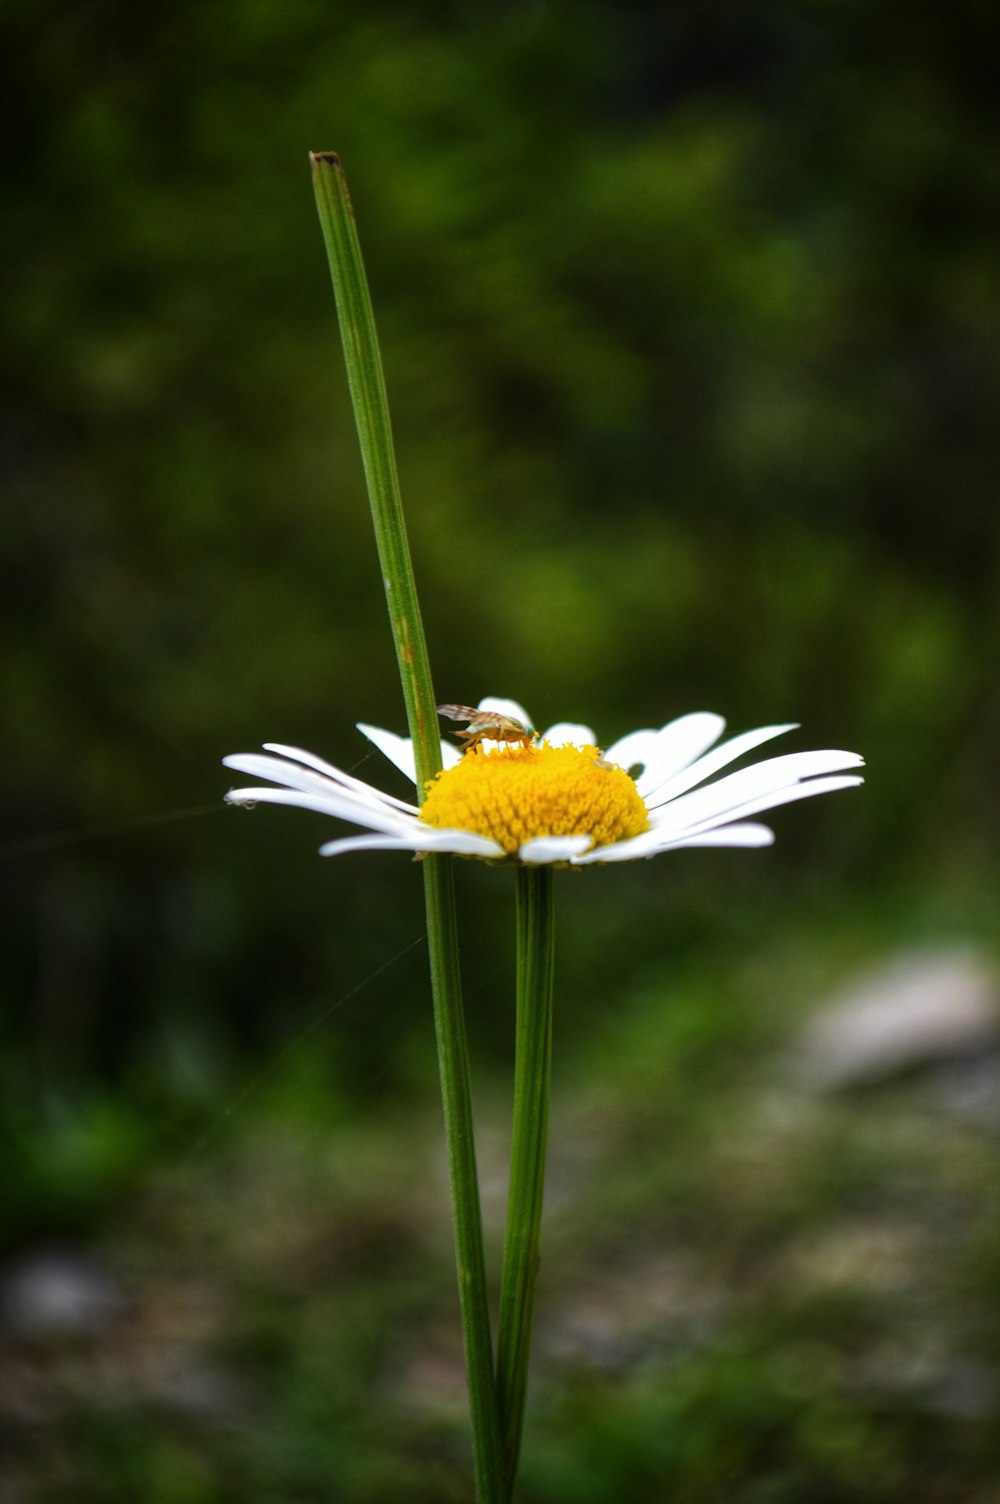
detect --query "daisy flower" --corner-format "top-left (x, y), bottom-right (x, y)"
top-left (223, 697), bottom-right (863, 867)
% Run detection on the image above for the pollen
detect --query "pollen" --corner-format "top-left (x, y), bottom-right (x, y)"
top-left (421, 742), bottom-right (650, 857)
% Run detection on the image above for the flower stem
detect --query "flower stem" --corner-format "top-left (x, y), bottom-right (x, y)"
top-left (310, 152), bottom-right (503, 1504)
top-left (422, 852), bottom-right (505, 1504)
top-left (496, 865), bottom-right (555, 1497)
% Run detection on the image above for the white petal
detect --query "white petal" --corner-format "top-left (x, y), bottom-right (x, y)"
top-left (569, 828), bottom-right (682, 864)
top-left (607, 714), bottom-right (726, 795)
top-left (357, 723), bottom-right (461, 782)
top-left (540, 722), bottom-right (596, 748)
top-left (600, 729), bottom-right (659, 776)
top-left (625, 822), bottom-right (778, 854)
top-left (642, 723), bottom-right (799, 805)
top-left (258, 742), bottom-right (357, 783)
top-left (477, 696), bottom-right (534, 729)
top-left (518, 834), bottom-right (594, 864)
top-left (224, 784), bottom-right (419, 835)
top-left (355, 723), bottom-right (418, 782)
top-left (424, 829), bottom-right (507, 856)
top-left (660, 823), bottom-right (776, 850)
top-left (223, 752), bottom-right (393, 810)
top-left (535, 718), bottom-right (589, 748)
top-left (649, 752), bottom-right (865, 833)
top-left (223, 751), bottom-right (330, 791)
top-left (652, 775), bottom-right (865, 845)
top-left (262, 742), bottom-right (419, 812)
top-left (570, 820), bottom-right (778, 864)
top-left (318, 834), bottom-right (428, 857)
top-left (319, 828), bottom-right (504, 859)
top-left (225, 750), bottom-right (416, 817)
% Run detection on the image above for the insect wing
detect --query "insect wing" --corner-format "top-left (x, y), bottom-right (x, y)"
top-left (436, 704), bottom-right (482, 725)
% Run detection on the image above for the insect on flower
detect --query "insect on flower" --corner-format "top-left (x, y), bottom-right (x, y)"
top-left (225, 696), bottom-right (864, 865)
top-left (437, 703), bottom-right (537, 750)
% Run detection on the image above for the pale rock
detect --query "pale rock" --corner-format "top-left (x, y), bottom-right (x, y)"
top-left (790, 948), bottom-right (1000, 1090)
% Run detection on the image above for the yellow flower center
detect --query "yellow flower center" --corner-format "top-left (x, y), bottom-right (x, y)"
top-left (421, 742), bottom-right (649, 858)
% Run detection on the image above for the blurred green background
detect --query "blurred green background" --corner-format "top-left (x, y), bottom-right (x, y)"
top-left (4, 1), bottom-right (1000, 1499)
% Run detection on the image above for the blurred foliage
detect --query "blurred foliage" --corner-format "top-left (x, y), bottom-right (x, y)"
top-left (7, 951), bottom-right (1000, 1501)
top-left (3, 0), bottom-right (1000, 1497)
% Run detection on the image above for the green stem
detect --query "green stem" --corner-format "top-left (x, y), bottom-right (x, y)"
top-left (310, 152), bottom-right (503, 1504)
top-left (423, 854), bottom-right (503, 1503)
top-left (309, 151), bottom-right (438, 788)
top-left (496, 866), bottom-right (555, 1496)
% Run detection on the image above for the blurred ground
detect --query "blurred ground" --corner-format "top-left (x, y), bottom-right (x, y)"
top-left (5, 942), bottom-right (1000, 1502)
